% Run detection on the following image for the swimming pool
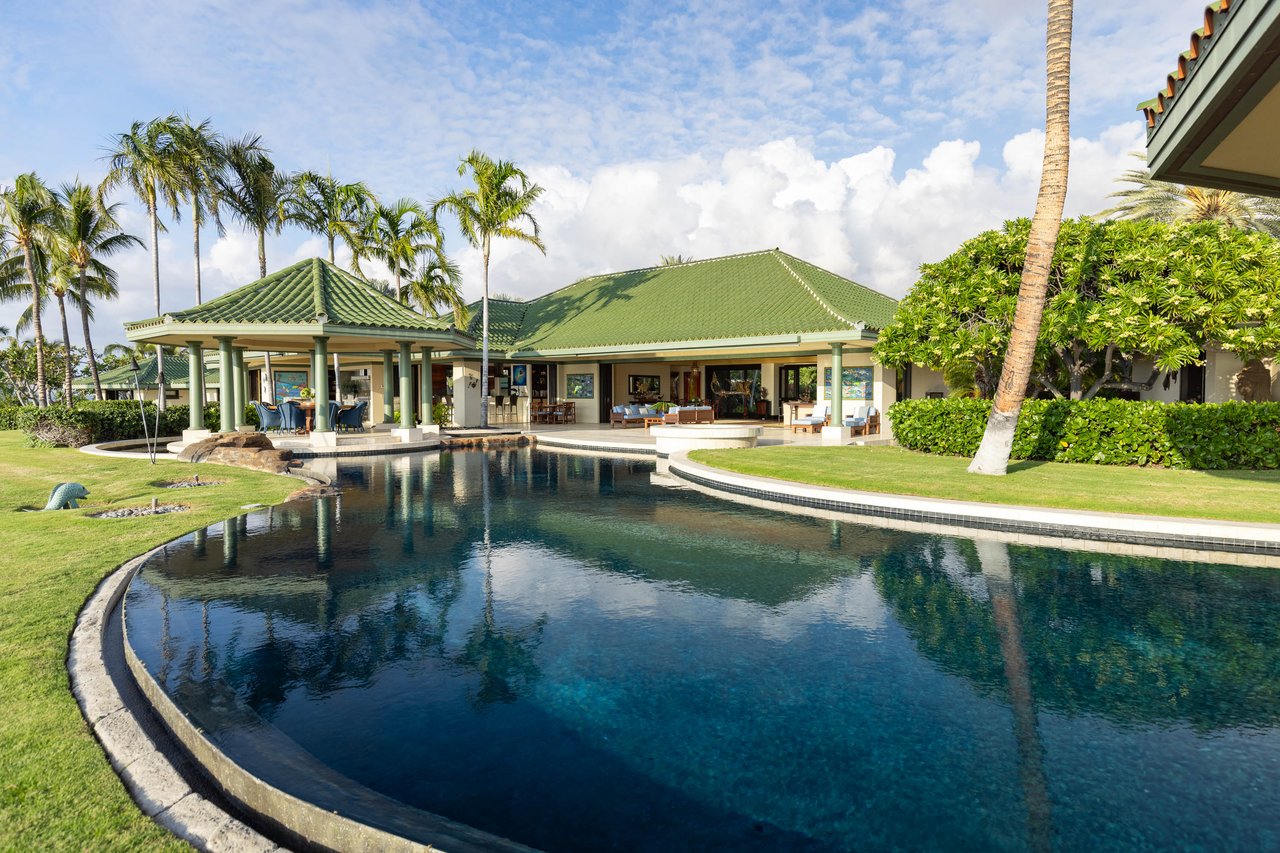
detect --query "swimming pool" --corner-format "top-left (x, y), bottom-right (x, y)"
top-left (124, 448), bottom-right (1280, 851)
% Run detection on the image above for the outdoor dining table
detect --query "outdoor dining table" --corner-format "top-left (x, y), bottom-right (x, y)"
top-left (291, 400), bottom-right (352, 434)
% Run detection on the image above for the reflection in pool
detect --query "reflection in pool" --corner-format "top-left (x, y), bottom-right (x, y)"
top-left (125, 449), bottom-right (1280, 852)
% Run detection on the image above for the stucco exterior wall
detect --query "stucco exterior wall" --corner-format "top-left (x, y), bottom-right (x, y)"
top-left (559, 362), bottom-right (601, 424)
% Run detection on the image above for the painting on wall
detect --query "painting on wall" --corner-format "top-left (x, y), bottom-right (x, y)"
top-left (628, 374), bottom-right (661, 398)
top-left (512, 364), bottom-right (528, 387)
top-left (275, 370), bottom-right (309, 401)
top-left (823, 366), bottom-right (874, 401)
top-left (565, 373), bottom-right (595, 399)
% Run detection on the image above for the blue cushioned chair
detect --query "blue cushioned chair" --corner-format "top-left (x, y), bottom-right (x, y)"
top-left (337, 400), bottom-right (368, 432)
top-left (252, 401), bottom-right (283, 432)
top-left (327, 400), bottom-right (341, 431)
top-left (278, 400), bottom-right (305, 433)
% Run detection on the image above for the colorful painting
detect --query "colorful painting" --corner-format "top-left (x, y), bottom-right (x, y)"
top-left (512, 364), bottom-right (528, 387)
top-left (628, 374), bottom-right (661, 397)
top-left (565, 373), bottom-right (594, 399)
top-left (823, 366), bottom-right (874, 401)
top-left (275, 370), bottom-right (308, 401)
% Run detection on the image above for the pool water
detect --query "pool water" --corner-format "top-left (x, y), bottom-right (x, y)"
top-left (125, 449), bottom-right (1280, 852)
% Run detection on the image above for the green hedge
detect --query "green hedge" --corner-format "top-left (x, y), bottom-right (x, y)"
top-left (6, 400), bottom-right (259, 446)
top-left (888, 397), bottom-right (1280, 469)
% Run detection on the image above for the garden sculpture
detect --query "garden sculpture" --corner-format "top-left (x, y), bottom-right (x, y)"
top-left (44, 482), bottom-right (90, 510)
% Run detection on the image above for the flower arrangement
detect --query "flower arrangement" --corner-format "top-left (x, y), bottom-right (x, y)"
top-left (298, 386), bottom-right (314, 399)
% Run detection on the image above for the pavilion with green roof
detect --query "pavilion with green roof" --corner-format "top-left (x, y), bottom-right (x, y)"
top-left (125, 258), bottom-right (474, 439)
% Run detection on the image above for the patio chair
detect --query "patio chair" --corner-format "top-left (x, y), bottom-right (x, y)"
top-left (278, 400), bottom-right (305, 433)
top-left (790, 401), bottom-right (829, 433)
top-left (252, 401), bottom-right (283, 432)
top-left (843, 404), bottom-right (869, 435)
top-left (337, 400), bottom-right (368, 432)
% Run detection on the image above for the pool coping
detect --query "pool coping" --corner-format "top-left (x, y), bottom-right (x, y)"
top-left (666, 453), bottom-right (1280, 566)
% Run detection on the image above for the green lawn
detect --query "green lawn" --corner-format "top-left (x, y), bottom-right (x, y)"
top-left (0, 431), bottom-right (299, 849)
top-left (689, 445), bottom-right (1280, 524)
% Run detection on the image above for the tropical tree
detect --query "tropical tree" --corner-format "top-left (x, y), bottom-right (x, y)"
top-left (47, 181), bottom-right (138, 400)
top-left (356, 198), bottom-right (441, 300)
top-left (173, 116), bottom-right (226, 304)
top-left (284, 171), bottom-right (375, 264)
top-left (218, 134), bottom-right (284, 278)
top-left (1102, 154), bottom-right (1280, 236)
top-left (660, 254), bottom-right (693, 265)
top-left (434, 151), bottom-right (545, 427)
top-left (969, 0), bottom-right (1073, 476)
top-left (0, 173), bottom-right (59, 407)
top-left (407, 253), bottom-right (467, 321)
top-left (104, 115), bottom-right (184, 409)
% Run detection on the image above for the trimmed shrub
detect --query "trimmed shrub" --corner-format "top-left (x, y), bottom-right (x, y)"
top-left (0, 403), bottom-right (24, 431)
top-left (888, 397), bottom-right (1280, 470)
top-left (11, 399), bottom-right (260, 446)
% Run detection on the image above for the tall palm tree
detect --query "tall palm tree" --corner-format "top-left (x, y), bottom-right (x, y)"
top-left (173, 117), bottom-right (226, 304)
top-left (0, 173), bottom-right (58, 407)
top-left (969, 0), bottom-right (1073, 476)
top-left (104, 115), bottom-right (184, 409)
top-left (218, 134), bottom-right (284, 278)
top-left (285, 171), bottom-right (375, 264)
top-left (357, 199), bottom-right (440, 300)
top-left (1101, 154), bottom-right (1280, 236)
top-left (48, 181), bottom-right (138, 400)
top-left (407, 253), bottom-right (467, 320)
top-left (434, 151), bottom-right (545, 428)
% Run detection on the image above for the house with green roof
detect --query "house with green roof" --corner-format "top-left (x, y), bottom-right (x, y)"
top-left (71, 354), bottom-right (222, 404)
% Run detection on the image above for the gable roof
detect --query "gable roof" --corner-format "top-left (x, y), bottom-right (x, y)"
top-left (447, 249), bottom-right (895, 356)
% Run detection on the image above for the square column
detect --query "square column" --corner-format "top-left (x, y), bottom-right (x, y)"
top-left (184, 341), bottom-right (211, 442)
top-left (822, 342), bottom-right (846, 445)
top-left (382, 350), bottom-right (395, 424)
top-left (217, 337), bottom-right (235, 433)
top-left (452, 360), bottom-right (482, 427)
top-left (419, 346), bottom-right (436, 431)
top-left (313, 336), bottom-right (331, 432)
top-left (231, 347), bottom-right (247, 429)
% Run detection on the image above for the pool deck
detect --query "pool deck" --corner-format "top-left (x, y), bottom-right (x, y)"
top-left (527, 421), bottom-right (887, 455)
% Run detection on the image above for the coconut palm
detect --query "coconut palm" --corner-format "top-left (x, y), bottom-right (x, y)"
top-left (969, 0), bottom-right (1073, 476)
top-left (0, 173), bottom-right (59, 407)
top-left (285, 171), bottom-right (375, 265)
top-left (356, 199), bottom-right (441, 300)
top-left (434, 151), bottom-right (545, 428)
top-left (173, 117), bottom-right (226, 304)
top-left (218, 134), bottom-right (284, 278)
top-left (1101, 154), bottom-right (1280, 236)
top-left (104, 115), bottom-right (184, 409)
top-left (48, 181), bottom-right (139, 400)
top-left (659, 254), bottom-right (693, 265)
top-left (407, 253), bottom-right (467, 321)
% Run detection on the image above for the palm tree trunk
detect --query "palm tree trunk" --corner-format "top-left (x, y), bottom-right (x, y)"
top-left (263, 352), bottom-right (274, 403)
top-left (480, 241), bottom-right (490, 429)
top-left (969, 0), bottom-right (1072, 476)
top-left (24, 245), bottom-right (47, 408)
top-left (394, 268), bottom-right (402, 302)
top-left (193, 205), bottom-right (203, 304)
top-left (328, 235), bottom-right (336, 264)
top-left (79, 268), bottom-right (103, 401)
top-left (150, 196), bottom-right (167, 411)
top-left (258, 228), bottom-right (267, 278)
top-left (57, 293), bottom-right (74, 404)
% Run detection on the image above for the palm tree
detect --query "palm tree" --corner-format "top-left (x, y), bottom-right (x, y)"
top-left (218, 134), bottom-right (284, 278)
top-left (285, 171), bottom-right (375, 264)
top-left (1101, 154), bottom-right (1280, 236)
top-left (357, 199), bottom-right (441, 300)
top-left (1, 173), bottom-right (59, 407)
top-left (104, 115), bottom-right (184, 409)
top-left (407, 253), bottom-right (467, 321)
top-left (434, 151), bottom-right (545, 428)
top-left (968, 0), bottom-right (1073, 476)
top-left (48, 181), bottom-right (138, 400)
top-left (659, 254), bottom-right (693, 265)
top-left (173, 117), bottom-right (226, 304)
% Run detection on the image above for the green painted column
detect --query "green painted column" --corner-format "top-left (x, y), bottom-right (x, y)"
top-left (420, 347), bottom-right (434, 426)
top-left (231, 347), bottom-right (246, 429)
top-left (185, 341), bottom-right (204, 431)
top-left (382, 350), bottom-right (395, 424)
top-left (829, 342), bottom-right (844, 427)
top-left (398, 342), bottom-right (414, 428)
top-left (217, 338), bottom-right (235, 433)
top-left (313, 336), bottom-right (331, 432)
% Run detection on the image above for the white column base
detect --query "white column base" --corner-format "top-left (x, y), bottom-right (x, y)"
top-left (236, 425), bottom-right (257, 434)
top-left (309, 431), bottom-right (339, 448)
top-left (420, 424), bottom-right (441, 434)
top-left (392, 427), bottom-right (424, 443)
top-left (182, 429), bottom-right (213, 444)
top-left (821, 425), bottom-right (847, 445)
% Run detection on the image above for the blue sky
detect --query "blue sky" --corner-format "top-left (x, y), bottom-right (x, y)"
top-left (2, 0), bottom-right (1210, 343)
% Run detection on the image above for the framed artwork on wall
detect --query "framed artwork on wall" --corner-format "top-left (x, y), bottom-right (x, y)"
top-left (628, 374), bottom-right (661, 397)
top-left (512, 364), bottom-right (528, 387)
top-left (275, 370), bottom-right (308, 401)
top-left (565, 374), bottom-right (595, 399)
top-left (823, 366), bottom-right (874, 400)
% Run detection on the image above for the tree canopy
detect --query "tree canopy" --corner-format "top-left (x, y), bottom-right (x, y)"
top-left (874, 217), bottom-right (1280, 400)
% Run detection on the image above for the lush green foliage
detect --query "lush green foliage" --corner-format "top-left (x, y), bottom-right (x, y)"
top-left (889, 397), bottom-right (1280, 469)
top-left (13, 400), bottom-right (258, 446)
top-left (874, 218), bottom-right (1280, 399)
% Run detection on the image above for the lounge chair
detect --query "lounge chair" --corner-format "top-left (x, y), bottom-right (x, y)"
top-left (790, 401), bottom-right (829, 433)
top-left (844, 406), bottom-right (880, 436)
top-left (278, 400), bottom-right (305, 433)
top-left (252, 401), bottom-right (283, 432)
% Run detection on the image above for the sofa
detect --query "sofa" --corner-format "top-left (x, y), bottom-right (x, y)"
top-left (663, 405), bottom-right (714, 425)
top-left (610, 404), bottom-right (658, 428)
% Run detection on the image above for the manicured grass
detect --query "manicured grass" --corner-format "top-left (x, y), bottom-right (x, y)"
top-left (0, 431), bottom-right (299, 849)
top-left (689, 444), bottom-right (1280, 524)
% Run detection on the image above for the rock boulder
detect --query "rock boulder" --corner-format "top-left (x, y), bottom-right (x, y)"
top-left (178, 432), bottom-right (295, 474)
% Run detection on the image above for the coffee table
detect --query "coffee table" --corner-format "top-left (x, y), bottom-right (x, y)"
top-left (643, 416), bottom-right (665, 431)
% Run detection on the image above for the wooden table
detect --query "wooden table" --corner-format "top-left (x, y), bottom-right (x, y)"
top-left (296, 400), bottom-right (316, 434)
top-left (643, 416), bottom-right (665, 431)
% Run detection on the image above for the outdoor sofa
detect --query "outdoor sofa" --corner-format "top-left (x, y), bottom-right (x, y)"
top-left (610, 404), bottom-right (659, 428)
top-left (663, 405), bottom-right (714, 424)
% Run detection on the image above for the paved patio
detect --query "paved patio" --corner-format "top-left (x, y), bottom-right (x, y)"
top-left (526, 421), bottom-right (888, 453)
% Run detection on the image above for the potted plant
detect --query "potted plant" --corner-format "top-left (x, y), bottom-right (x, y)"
top-left (298, 386), bottom-right (314, 400)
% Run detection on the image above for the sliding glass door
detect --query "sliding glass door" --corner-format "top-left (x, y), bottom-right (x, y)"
top-left (706, 365), bottom-right (762, 418)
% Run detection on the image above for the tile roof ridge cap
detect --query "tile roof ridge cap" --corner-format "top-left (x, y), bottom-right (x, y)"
top-left (770, 251), bottom-right (860, 329)
top-left (312, 257), bottom-right (327, 320)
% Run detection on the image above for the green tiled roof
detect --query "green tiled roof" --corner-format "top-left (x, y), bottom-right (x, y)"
top-left (73, 355), bottom-right (221, 389)
top-left (505, 249), bottom-right (894, 354)
top-left (1139, 2), bottom-right (1234, 132)
top-left (447, 298), bottom-right (530, 350)
top-left (126, 258), bottom-right (447, 331)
